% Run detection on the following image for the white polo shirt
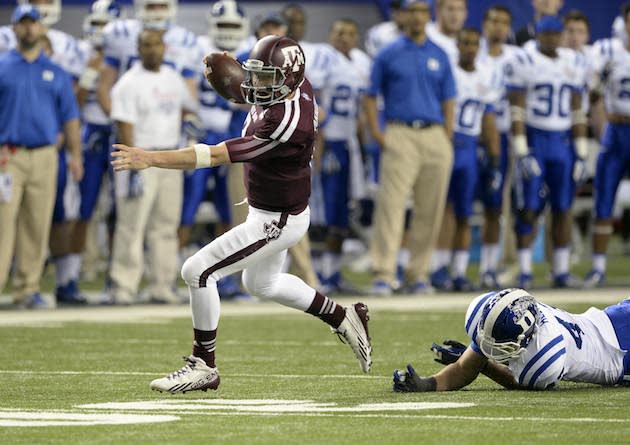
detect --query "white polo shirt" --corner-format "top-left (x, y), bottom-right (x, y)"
top-left (111, 64), bottom-right (196, 149)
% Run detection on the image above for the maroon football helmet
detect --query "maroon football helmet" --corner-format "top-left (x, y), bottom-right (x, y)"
top-left (241, 35), bottom-right (306, 106)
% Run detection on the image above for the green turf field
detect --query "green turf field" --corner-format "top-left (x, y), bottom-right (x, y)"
top-left (1, 294), bottom-right (629, 445)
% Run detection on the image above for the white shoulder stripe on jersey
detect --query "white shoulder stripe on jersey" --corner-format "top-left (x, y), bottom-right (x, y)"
top-left (518, 334), bottom-right (564, 386)
top-left (270, 100), bottom-right (293, 140)
top-left (279, 87), bottom-right (302, 143)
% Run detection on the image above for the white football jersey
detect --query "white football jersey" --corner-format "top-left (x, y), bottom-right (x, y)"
top-left (0, 26), bottom-right (83, 79)
top-left (195, 35), bottom-right (232, 134)
top-left (301, 40), bottom-right (335, 92)
top-left (591, 38), bottom-right (630, 116)
top-left (320, 46), bottom-right (371, 141)
top-left (426, 22), bottom-right (458, 67)
top-left (465, 294), bottom-right (626, 389)
top-left (477, 42), bottom-right (520, 133)
top-left (78, 39), bottom-right (110, 126)
top-left (365, 20), bottom-right (402, 58)
top-left (102, 18), bottom-right (199, 79)
top-left (505, 44), bottom-right (587, 131)
top-left (453, 64), bottom-right (498, 138)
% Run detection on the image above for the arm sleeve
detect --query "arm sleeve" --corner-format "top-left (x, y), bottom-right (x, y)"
top-left (110, 76), bottom-right (137, 125)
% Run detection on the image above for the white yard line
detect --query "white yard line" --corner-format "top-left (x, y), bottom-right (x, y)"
top-left (0, 289), bottom-right (627, 326)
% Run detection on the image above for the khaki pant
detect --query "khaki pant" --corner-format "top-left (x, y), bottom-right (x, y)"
top-left (370, 124), bottom-right (453, 283)
top-left (110, 168), bottom-right (182, 298)
top-left (0, 146), bottom-right (58, 301)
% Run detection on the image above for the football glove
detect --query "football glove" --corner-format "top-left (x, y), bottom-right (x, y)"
top-left (431, 339), bottom-right (467, 365)
top-left (182, 115), bottom-right (205, 143)
top-left (573, 158), bottom-right (588, 186)
top-left (487, 167), bottom-right (503, 193)
top-left (392, 364), bottom-right (437, 392)
top-left (518, 154), bottom-right (542, 180)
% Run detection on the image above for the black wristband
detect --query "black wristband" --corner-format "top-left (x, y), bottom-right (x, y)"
top-left (416, 376), bottom-right (437, 392)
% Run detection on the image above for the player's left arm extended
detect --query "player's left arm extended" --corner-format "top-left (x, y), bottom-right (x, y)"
top-left (111, 142), bottom-right (230, 171)
top-left (480, 111), bottom-right (500, 160)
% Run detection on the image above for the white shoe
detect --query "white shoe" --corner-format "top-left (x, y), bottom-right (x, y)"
top-left (150, 355), bottom-right (220, 394)
top-left (333, 303), bottom-right (372, 373)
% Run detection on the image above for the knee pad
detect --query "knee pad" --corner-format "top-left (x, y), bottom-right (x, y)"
top-left (181, 254), bottom-right (210, 288)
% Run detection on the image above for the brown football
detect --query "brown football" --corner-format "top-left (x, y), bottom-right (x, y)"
top-left (203, 52), bottom-right (246, 104)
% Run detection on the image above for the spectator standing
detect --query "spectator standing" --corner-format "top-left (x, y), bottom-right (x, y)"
top-left (0, 5), bottom-right (82, 308)
top-left (108, 29), bottom-right (197, 304)
top-left (365, 0), bottom-right (456, 295)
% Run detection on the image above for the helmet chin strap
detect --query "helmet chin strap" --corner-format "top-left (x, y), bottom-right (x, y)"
top-left (279, 85), bottom-right (290, 96)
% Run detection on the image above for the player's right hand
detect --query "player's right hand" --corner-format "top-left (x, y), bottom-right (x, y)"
top-left (431, 340), bottom-right (467, 365)
top-left (111, 144), bottom-right (152, 171)
top-left (518, 154), bottom-right (541, 180)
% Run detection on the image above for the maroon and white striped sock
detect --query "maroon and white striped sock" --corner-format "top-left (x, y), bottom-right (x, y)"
top-left (305, 292), bottom-right (346, 329)
top-left (192, 328), bottom-right (217, 367)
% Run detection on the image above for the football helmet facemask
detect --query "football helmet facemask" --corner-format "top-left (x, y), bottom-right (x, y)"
top-left (241, 35), bottom-right (305, 106)
top-left (134, 0), bottom-right (176, 30)
top-left (476, 288), bottom-right (540, 363)
top-left (208, 0), bottom-right (249, 52)
top-left (18, 0), bottom-right (61, 26)
top-left (83, 0), bottom-right (121, 47)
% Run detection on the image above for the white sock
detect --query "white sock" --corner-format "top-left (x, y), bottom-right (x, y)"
top-left (592, 254), bottom-right (607, 273)
top-left (517, 249), bottom-right (532, 275)
top-left (432, 249), bottom-right (451, 271)
top-left (397, 248), bottom-right (410, 269)
top-left (54, 255), bottom-right (73, 287)
top-left (452, 250), bottom-right (470, 278)
top-left (68, 253), bottom-right (82, 282)
top-left (487, 244), bottom-right (501, 271)
top-left (321, 252), bottom-right (340, 280)
top-left (189, 283), bottom-right (221, 331)
top-left (553, 247), bottom-right (570, 276)
top-left (479, 246), bottom-right (490, 274)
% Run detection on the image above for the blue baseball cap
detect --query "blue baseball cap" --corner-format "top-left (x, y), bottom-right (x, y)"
top-left (12, 4), bottom-right (41, 24)
top-left (535, 15), bottom-right (563, 34)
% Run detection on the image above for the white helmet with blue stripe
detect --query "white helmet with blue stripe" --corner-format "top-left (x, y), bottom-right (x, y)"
top-left (208, 0), bottom-right (249, 51)
top-left (83, 0), bottom-right (121, 47)
top-left (469, 288), bottom-right (540, 363)
top-left (17, 0), bottom-right (61, 26)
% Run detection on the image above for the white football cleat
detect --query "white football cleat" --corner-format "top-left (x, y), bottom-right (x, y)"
top-left (333, 302), bottom-right (372, 373)
top-left (150, 355), bottom-right (220, 394)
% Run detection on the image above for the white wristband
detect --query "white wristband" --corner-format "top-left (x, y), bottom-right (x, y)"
top-left (512, 134), bottom-right (529, 157)
top-left (571, 109), bottom-right (587, 126)
top-left (574, 137), bottom-right (588, 160)
top-left (78, 67), bottom-right (99, 90)
top-left (194, 143), bottom-right (212, 168)
top-left (510, 105), bottom-right (525, 123)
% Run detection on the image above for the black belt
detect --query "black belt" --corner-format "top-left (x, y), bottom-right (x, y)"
top-left (389, 120), bottom-right (435, 129)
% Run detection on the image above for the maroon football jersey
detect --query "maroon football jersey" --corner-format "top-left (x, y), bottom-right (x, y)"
top-left (224, 79), bottom-right (317, 214)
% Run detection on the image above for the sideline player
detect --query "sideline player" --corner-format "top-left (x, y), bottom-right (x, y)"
top-left (111, 36), bottom-right (372, 393)
top-left (393, 288), bottom-right (630, 391)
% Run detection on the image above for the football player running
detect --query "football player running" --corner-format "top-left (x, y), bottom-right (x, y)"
top-left (393, 288), bottom-right (630, 391)
top-left (111, 36), bottom-right (372, 393)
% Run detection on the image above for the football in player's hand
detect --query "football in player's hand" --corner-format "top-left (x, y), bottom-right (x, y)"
top-left (203, 52), bottom-right (246, 104)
